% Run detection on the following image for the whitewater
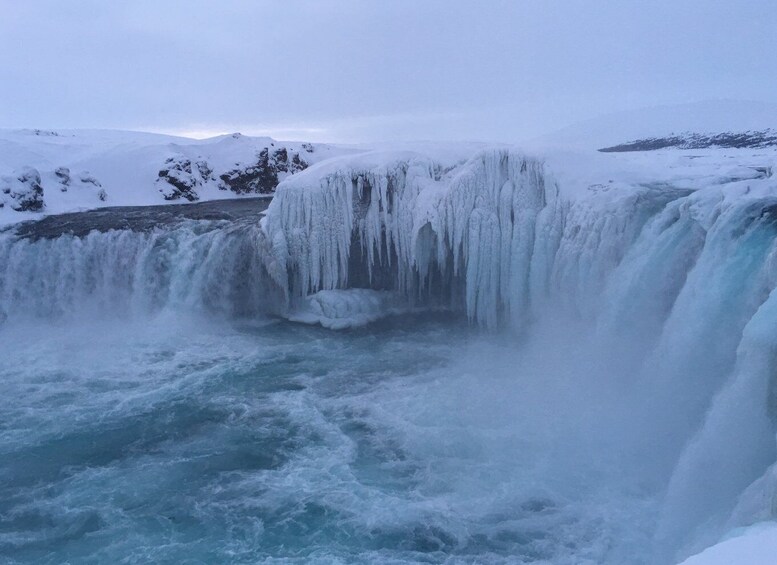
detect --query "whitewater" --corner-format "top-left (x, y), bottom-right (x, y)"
top-left (2, 140), bottom-right (777, 564)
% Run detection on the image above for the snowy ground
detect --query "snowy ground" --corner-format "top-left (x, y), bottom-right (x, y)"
top-left (0, 128), bottom-right (353, 225)
top-left (678, 522), bottom-right (777, 565)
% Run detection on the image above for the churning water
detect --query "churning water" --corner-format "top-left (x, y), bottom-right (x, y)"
top-left (0, 314), bottom-right (657, 564)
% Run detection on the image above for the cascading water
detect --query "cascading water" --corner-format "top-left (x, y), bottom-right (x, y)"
top-left (0, 208), bottom-right (284, 322)
top-left (2, 147), bottom-right (777, 564)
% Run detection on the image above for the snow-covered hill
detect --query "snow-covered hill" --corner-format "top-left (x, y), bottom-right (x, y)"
top-left (534, 99), bottom-right (777, 151)
top-left (0, 128), bottom-right (355, 225)
top-left (599, 129), bottom-right (777, 152)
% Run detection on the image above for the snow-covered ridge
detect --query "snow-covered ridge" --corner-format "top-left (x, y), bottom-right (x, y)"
top-left (535, 100), bottom-right (777, 151)
top-left (0, 128), bottom-right (354, 225)
top-left (599, 129), bottom-right (777, 152)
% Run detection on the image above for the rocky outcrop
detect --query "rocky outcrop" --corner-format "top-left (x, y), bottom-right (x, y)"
top-left (156, 157), bottom-right (211, 202)
top-left (55, 167), bottom-right (71, 192)
top-left (156, 144), bottom-right (312, 201)
top-left (219, 147), bottom-right (308, 194)
top-left (78, 171), bottom-right (107, 201)
top-left (0, 167), bottom-right (45, 211)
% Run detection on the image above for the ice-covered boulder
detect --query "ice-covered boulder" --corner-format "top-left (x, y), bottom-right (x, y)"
top-left (77, 171), bottom-right (107, 201)
top-left (54, 166), bottom-right (71, 192)
top-left (1, 167), bottom-right (44, 211)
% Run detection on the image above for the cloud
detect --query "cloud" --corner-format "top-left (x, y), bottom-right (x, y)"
top-left (1, 0), bottom-right (776, 141)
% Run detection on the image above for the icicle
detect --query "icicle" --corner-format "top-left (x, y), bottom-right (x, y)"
top-left (264, 149), bottom-right (560, 328)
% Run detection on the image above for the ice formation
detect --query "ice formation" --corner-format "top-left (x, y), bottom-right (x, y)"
top-left (263, 148), bottom-right (693, 329)
top-left (263, 149), bottom-right (566, 328)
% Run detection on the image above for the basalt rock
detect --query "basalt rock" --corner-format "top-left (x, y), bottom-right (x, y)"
top-left (157, 158), bottom-right (201, 202)
top-left (219, 147), bottom-right (308, 194)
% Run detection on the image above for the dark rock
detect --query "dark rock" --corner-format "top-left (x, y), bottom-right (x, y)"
top-left (157, 158), bottom-right (200, 202)
top-left (55, 166), bottom-right (71, 192)
top-left (218, 147), bottom-right (308, 195)
top-left (196, 160), bottom-right (214, 181)
top-left (155, 156), bottom-right (219, 202)
top-left (79, 172), bottom-right (102, 187)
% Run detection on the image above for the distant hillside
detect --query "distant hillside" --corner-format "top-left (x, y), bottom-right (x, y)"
top-left (599, 130), bottom-right (777, 152)
top-left (0, 129), bottom-right (354, 224)
top-left (533, 100), bottom-right (777, 150)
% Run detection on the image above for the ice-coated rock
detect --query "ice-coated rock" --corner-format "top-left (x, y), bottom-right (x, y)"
top-left (1, 167), bottom-right (44, 212)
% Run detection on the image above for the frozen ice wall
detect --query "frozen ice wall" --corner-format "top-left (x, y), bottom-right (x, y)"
top-left (264, 148), bottom-right (683, 328)
top-left (264, 149), bottom-right (558, 328)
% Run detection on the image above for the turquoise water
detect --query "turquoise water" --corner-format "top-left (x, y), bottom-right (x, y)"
top-left (0, 314), bottom-right (655, 564)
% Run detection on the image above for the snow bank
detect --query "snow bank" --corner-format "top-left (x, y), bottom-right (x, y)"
top-left (677, 522), bottom-right (777, 565)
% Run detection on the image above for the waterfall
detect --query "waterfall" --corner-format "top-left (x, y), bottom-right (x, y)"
top-left (0, 217), bottom-right (284, 322)
top-left (2, 145), bottom-right (777, 561)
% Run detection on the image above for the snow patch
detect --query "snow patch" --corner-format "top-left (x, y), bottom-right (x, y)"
top-left (677, 522), bottom-right (777, 565)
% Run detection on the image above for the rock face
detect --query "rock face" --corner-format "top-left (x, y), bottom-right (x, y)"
top-left (156, 157), bottom-right (213, 202)
top-left (218, 147), bottom-right (308, 194)
top-left (1, 167), bottom-right (45, 211)
top-left (156, 145), bottom-right (310, 201)
top-left (55, 167), bottom-right (71, 192)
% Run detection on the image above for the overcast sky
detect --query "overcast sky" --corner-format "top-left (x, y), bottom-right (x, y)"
top-left (1, 0), bottom-right (775, 142)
